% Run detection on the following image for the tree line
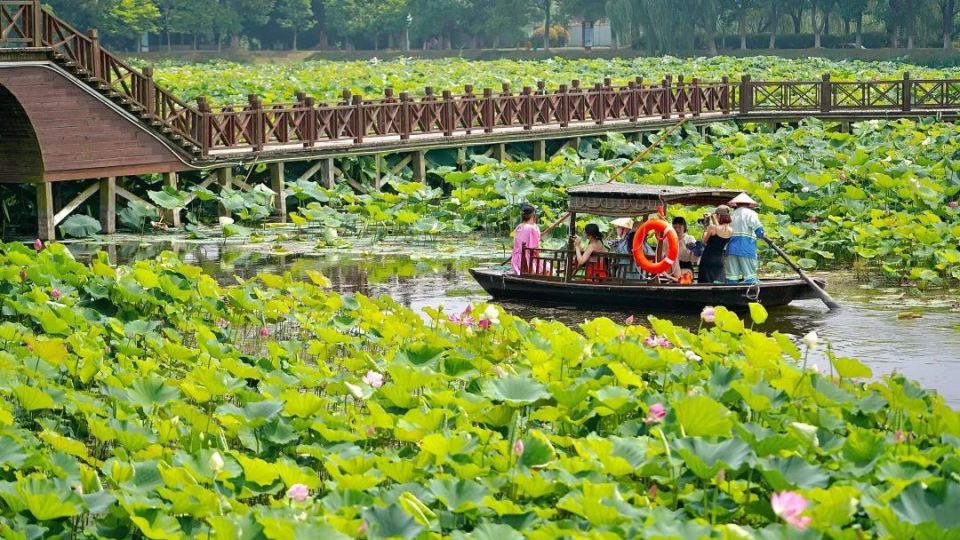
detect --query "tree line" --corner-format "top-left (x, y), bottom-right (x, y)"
top-left (42, 0), bottom-right (960, 53)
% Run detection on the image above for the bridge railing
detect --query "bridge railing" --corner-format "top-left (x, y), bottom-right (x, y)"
top-left (196, 77), bottom-right (734, 153)
top-left (0, 0), bottom-right (37, 47)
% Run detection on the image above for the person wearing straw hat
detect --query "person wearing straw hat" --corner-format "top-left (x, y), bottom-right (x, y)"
top-left (609, 217), bottom-right (635, 255)
top-left (725, 193), bottom-right (765, 284)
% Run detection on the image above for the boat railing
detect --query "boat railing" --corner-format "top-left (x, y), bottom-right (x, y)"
top-left (520, 246), bottom-right (646, 283)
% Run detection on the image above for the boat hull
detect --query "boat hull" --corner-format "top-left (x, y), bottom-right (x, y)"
top-left (469, 268), bottom-right (826, 312)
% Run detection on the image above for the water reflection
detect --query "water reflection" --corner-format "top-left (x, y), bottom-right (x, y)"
top-left (67, 240), bottom-right (960, 405)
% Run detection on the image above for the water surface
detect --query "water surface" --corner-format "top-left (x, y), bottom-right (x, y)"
top-left (67, 237), bottom-right (960, 405)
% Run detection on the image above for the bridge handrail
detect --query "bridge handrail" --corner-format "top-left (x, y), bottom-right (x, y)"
top-left (7, 1), bottom-right (960, 159)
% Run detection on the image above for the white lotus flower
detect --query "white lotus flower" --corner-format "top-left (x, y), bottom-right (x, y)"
top-left (802, 331), bottom-right (819, 349)
top-left (218, 216), bottom-right (234, 226)
top-left (208, 451), bottom-right (224, 472)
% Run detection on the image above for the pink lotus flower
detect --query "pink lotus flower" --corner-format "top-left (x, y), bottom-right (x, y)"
top-left (644, 336), bottom-right (658, 348)
top-left (949, 201), bottom-right (959, 209)
top-left (259, 327), bottom-right (270, 337)
top-left (50, 289), bottom-right (61, 300)
top-left (771, 491), bottom-right (811, 530)
top-left (33, 239), bottom-right (43, 251)
top-left (657, 337), bottom-right (672, 349)
top-left (286, 483), bottom-right (310, 502)
top-left (701, 306), bottom-right (716, 323)
top-left (362, 370), bottom-right (384, 388)
top-left (478, 318), bottom-right (492, 329)
top-left (647, 483), bottom-right (659, 499)
top-left (513, 439), bottom-right (524, 456)
top-left (645, 403), bottom-right (666, 424)
top-left (625, 315), bottom-right (635, 325)
top-left (449, 305), bottom-right (476, 327)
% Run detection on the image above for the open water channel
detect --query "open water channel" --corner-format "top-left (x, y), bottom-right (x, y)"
top-left (66, 235), bottom-right (960, 406)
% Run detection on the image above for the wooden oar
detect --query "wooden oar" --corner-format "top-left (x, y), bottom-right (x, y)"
top-left (762, 236), bottom-right (840, 311)
top-left (499, 118), bottom-right (689, 264)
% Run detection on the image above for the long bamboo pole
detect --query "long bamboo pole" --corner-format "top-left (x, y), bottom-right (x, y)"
top-left (501, 118), bottom-right (689, 264)
top-left (762, 236), bottom-right (840, 310)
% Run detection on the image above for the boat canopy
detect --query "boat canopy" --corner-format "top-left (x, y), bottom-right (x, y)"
top-left (567, 184), bottom-right (745, 217)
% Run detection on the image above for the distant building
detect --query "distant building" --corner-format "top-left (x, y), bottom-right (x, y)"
top-left (568, 20), bottom-right (613, 48)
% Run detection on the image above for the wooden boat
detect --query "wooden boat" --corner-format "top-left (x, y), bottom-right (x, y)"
top-left (471, 184), bottom-right (826, 312)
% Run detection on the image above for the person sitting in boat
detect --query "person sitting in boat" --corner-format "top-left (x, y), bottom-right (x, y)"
top-left (574, 223), bottom-right (607, 279)
top-left (698, 205), bottom-right (733, 284)
top-left (672, 217), bottom-right (700, 272)
top-left (511, 203), bottom-right (540, 275)
top-left (609, 217), bottom-right (634, 255)
top-left (726, 194), bottom-right (764, 284)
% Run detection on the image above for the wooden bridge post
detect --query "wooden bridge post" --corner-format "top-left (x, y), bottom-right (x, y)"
top-left (30, 0), bottom-right (43, 47)
top-left (481, 88), bottom-right (495, 133)
top-left (721, 76), bottom-right (731, 114)
top-left (902, 72), bottom-right (912, 112)
top-left (533, 139), bottom-right (547, 161)
top-left (303, 96), bottom-right (317, 147)
top-left (399, 92), bottom-right (412, 139)
top-left (820, 73), bottom-right (832, 113)
top-left (442, 90), bottom-right (454, 136)
top-left (661, 77), bottom-right (672, 120)
top-left (162, 172), bottom-right (180, 227)
top-left (351, 95), bottom-right (364, 144)
top-left (99, 177), bottom-right (116, 234)
top-left (319, 158), bottom-right (336, 188)
top-left (249, 95), bottom-right (264, 151)
top-left (739, 75), bottom-right (752, 114)
top-left (88, 30), bottom-right (101, 81)
top-left (594, 83), bottom-right (606, 125)
top-left (521, 87), bottom-right (534, 130)
top-left (558, 84), bottom-right (570, 127)
top-left (411, 151), bottom-right (426, 182)
top-left (36, 183), bottom-right (55, 240)
top-left (142, 66), bottom-right (156, 120)
top-left (691, 78), bottom-right (701, 117)
top-left (463, 85), bottom-right (475, 134)
top-left (217, 167), bottom-right (232, 217)
top-left (269, 163), bottom-right (286, 221)
top-left (196, 97), bottom-right (212, 156)
top-left (626, 81), bottom-right (638, 122)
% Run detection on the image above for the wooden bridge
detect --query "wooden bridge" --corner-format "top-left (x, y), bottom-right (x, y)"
top-left (3, 0), bottom-right (960, 238)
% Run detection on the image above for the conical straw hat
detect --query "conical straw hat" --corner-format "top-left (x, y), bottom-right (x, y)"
top-left (728, 193), bottom-right (759, 207)
top-left (611, 217), bottom-right (634, 229)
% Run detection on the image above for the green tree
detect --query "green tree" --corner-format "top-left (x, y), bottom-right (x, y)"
top-left (720, 0), bottom-right (756, 49)
top-left (938, 0), bottom-right (960, 48)
top-left (836, 0), bottom-right (868, 46)
top-left (274, 0), bottom-right (316, 49)
top-left (103, 0), bottom-right (161, 47)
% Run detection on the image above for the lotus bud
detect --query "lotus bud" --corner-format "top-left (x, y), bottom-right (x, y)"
top-left (625, 315), bottom-right (635, 325)
top-left (33, 238), bottom-right (43, 251)
top-left (50, 289), bottom-right (62, 300)
top-left (949, 201), bottom-right (958, 209)
top-left (801, 331), bottom-right (819, 349)
top-left (801, 186), bottom-right (809, 193)
top-left (492, 365), bottom-right (506, 378)
top-left (645, 403), bottom-right (667, 424)
top-left (512, 439), bottom-right (524, 456)
top-left (208, 451), bottom-right (224, 472)
top-left (259, 327), bottom-right (270, 337)
top-left (701, 306), bottom-right (716, 323)
top-left (286, 483), bottom-right (310, 503)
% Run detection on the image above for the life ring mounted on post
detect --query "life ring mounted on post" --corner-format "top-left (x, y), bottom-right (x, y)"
top-left (632, 218), bottom-right (679, 275)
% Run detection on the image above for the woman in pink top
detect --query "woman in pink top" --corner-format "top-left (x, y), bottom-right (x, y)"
top-left (511, 204), bottom-right (541, 274)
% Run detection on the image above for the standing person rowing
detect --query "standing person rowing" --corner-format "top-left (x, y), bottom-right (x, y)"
top-left (725, 193), bottom-right (764, 284)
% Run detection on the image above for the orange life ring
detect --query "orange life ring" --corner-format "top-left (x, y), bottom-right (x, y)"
top-left (632, 218), bottom-right (679, 275)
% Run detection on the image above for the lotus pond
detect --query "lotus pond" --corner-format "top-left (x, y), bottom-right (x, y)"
top-left (135, 56), bottom-right (957, 105)
top-left (3, 239), bottom-right (959, 538)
